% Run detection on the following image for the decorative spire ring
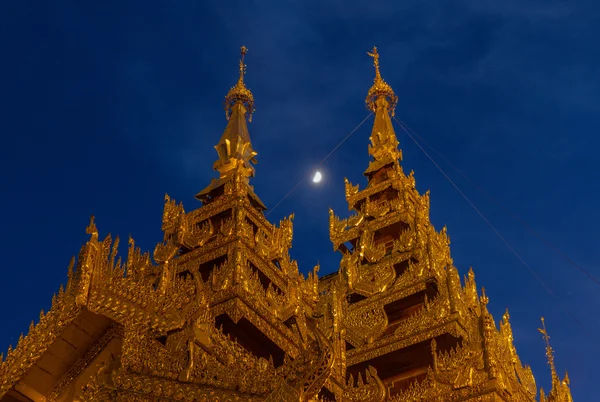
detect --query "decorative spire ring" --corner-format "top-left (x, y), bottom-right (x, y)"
top-left (365, 46), bottom-right (398, 116)
top-left (225, 46), bottom-right (255, 122)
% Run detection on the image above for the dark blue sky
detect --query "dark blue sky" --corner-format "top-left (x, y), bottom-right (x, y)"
top-left (1, 1), bottom-right (598, 399)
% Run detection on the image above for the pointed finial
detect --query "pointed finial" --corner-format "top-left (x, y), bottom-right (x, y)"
top-left (225, 45), bottom-right (255, 122)
top-left (86, 215), bottom-right (98, 240)
top-left (503, 308), bottom-right (510, 323)
top-left (239, 45), bottom-right (248, 82)
top-left (480, 287), bottom-right (489, 306)
top-left (367, 46), bottom-right (382, 81)
top-left (538, 317), bottom-right (560, 386)
top-left (366, 46), bottom-right (398, 116)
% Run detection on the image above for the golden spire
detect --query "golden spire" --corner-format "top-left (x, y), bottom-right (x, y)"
top-left (365, 46), bottom-right (398, 116)
top-left (364, 47), bottom-right (402, 177)
top-left (538, 317), bottom-right (560, 387)
top-left (224, 46), bottom-right (255, 122)
top-left (538, 317), bottom-right (573, 402)
top-left (215, 46), bottom-right (257, 180)
top-left (196, 46), bottom-right (264, 208)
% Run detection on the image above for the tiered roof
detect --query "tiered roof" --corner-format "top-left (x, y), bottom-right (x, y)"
top-left (0, 47), bottom-right (573, 402)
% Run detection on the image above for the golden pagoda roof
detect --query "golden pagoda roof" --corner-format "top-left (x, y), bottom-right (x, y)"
top-left (0, 48), bottom-right (575, 402)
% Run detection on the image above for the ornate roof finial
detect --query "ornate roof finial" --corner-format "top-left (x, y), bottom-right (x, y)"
top-left (225, 46), bottom-right (255, 122)
top-left (85, 215), bottom-right (98, 241)
top-left (366, 46), bottom-right (398, 116)
top-left (480, 287), bottom-right (489, 306)
top-left (369, 46), bottom-right (382, 82)
top-left (538, 317), bottom-right (560, 387)
top-left (363, 46), bottom-right (403, 177)
top-left (196, 46), bottom-right (265, 209)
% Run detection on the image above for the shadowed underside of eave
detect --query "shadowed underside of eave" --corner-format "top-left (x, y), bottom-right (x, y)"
top-left (1, 309), bottom-right (117, 402)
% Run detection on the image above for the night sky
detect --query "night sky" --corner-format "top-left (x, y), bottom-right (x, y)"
top-left (1, 1), bottom-right (599, 400)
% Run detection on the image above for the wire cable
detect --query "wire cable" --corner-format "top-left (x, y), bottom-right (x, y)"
top-left (395, 117), bottom-right (600, 288)
top-left (265, 113), bottom-right (373, 217)
top-left (392, 116), bottom-right (582, 326)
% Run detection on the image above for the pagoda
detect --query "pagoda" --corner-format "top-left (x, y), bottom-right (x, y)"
top-left (0, 47), bottom-right (573, 402)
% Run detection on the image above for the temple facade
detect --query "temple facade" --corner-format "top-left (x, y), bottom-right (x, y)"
top-left (0, 47), bottom-right (573, 402)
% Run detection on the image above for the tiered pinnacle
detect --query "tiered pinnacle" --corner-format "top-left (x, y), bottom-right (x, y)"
top-left (216, 45), bottom-right (257, 181)
top-left (196, 46), bottom-right (265, 210)
top-left (365, 47), bottom-right (402, 178)
top-left (325, 47), bottom-right (573, 401)
top-left (0, 47), bottom-right (574, 402)
top-left (539, 318), bottom-right (573, 402)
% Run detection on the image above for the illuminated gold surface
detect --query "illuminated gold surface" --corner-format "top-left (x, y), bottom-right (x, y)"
top-left (0, 48), bottom-right (573, 401)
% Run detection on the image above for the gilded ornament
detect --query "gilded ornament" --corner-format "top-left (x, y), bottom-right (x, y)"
top-left (0, 47), bottom-right (572, 402)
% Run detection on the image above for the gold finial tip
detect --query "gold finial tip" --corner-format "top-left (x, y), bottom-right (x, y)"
top-left (239, 46), bottom-right (248, 77)
top-left (480, 287), bottom-right (489, 305)
top-left (86, 215), bottom-right (98, 236)
top-left (225, 46), bottom-right (254, 121)
top-left (365, 46), bottom-right (397, 115)
top-left (367, 46), bottom-right (379, 63)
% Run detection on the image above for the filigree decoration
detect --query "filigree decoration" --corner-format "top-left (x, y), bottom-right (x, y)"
top-left (363, 198), bottom-right (390, 219)
top-left (346, 305), bottom-right (388, 346)
top-left (181, 217), bottom-right (215, 249)
top-left (392, 228), bottom-right (416, 254)
top-left (340, 250), bottom-right (396, 297)
top-left (162, 194), bottom-right (185, 234)
top-left (344, 366), bottom-right (387, 402)
top-left (359, 230), bottom-right (387, 263)
top-left (221, 215), bottom-right (235, 236)
top-left (153, 237), bottom-right (179, 264)
top-left (365, 47), bottom-right (398, 115)
top-left (344, 177), bottom-right (360, 205)
top-left (255, 227), bottom-right (271, 258)
top-left (276, 318), bottom-right (335, 401)
top-left (125, 236), bottom-right (154, 282)
top-left (393, 296), bottom-right (450, 338)
top-left (209, 259), bottom-right (232, 291)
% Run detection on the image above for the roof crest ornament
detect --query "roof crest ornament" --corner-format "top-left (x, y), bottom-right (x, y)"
top-left (365, 46), bottom-right (398, 116)
top-left (225, 45), bottom-right (255, 122)
top-left (538, 317), bottom-right (560, 387)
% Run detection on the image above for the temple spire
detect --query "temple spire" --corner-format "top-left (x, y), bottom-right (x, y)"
top-left (538, 317), bottom-right (559, 387)
top-left (537, 318), bottom-right (573, 402)
top-left (196, 46), bottom-right (264, 209)
top-left (364, 47), bottom-right (402, 177)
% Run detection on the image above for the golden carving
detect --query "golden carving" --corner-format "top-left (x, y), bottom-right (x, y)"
top-left (344, 366), bottom-right (387, 402)
top-left (0, 47), bottom-right (572, 402)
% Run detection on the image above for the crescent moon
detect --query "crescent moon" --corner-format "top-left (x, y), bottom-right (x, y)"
top-left (312, 171), bottom-right (322, 183)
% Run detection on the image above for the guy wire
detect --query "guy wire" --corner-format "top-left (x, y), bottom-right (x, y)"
top-left (392, 116), bottom-right (582, 327)
top-left (266, 113), bottom-right (373, 218)
top-left (395, 117), bottom-right (600, 288)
